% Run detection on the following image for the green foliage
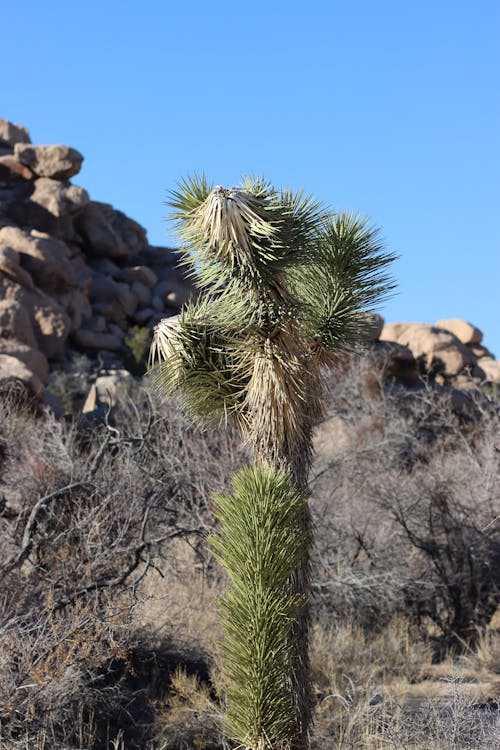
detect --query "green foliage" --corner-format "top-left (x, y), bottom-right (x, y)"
top-left (149, 296), bottom-right (254, 427)
top-left (124, 325), bottom-right (152, 375)
top-left (288, 211), bottom-right (397, 352)
top-left (211, 464), bottom-right (309, 749)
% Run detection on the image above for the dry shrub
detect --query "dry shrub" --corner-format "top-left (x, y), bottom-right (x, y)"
top-left (0, 379), bottom-right (244, 749)
top-left (1, 351), bottom-right (499, 748)
top-left (311, 352), bottom-right (500, 647)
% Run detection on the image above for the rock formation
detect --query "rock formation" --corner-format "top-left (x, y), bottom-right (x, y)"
top-left (0, 118), bottom-right (195, 399)
top-left (377, 319), bottom-right (499, 389)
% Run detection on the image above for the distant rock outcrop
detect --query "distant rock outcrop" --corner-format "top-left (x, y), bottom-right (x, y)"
top-left (377, 319), bottom-right (499, 390)
top-left (0, 118), bottom-right (195, 399)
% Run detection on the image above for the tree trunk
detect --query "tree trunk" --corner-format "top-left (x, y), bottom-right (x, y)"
top-left (254, 443), bottom-right (314, 750)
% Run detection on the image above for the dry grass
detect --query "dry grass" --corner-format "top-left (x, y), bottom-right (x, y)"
top-left (310, 619), bottom-right (500, 749)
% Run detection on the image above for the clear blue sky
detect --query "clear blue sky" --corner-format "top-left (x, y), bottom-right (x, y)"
top-left (3, 1), bottom-right (500, 353)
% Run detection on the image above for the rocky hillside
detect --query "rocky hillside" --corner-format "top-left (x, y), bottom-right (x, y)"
top-left (0, 118), bottom-right (194, 400)
top-left (368, 314), bottom-right (499, 388)
top-left (1, 117), bottom-right (499, 412)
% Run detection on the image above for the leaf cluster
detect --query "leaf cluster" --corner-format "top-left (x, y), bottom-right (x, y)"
top-left (210, 464), bottom-right (309, 748)
top-left (289, 211), bottom-right (397, 353)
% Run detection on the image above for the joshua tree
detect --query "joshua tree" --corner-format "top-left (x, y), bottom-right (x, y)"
top-left (150, 176), bottom-right (395, 749)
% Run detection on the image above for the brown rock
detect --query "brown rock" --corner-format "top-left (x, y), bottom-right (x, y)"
top-left (108, 324), bottom-right (125, 339)
top-left (91, 302), bottom-right (127, 324)
top-left (73, 329), bottom-right (123, 352)
top-left (89, 257), bottom-right (121, 278)
top-left (82, 369), bottom-right (133, 413)
top-left (469, 344), bottom-right (496, 360)
top-left (0, 300), bottom-right (37, 348)
top-left (362, 312), bottom-right (385, 342)
top-left (30, 177), bottom-right (89, 217)
top-left (120, 265), bottom-right (158, 287)
top-left (0, 226), bottom-right (76, 294)
top-left (131, 280), bottom-right (151, 307)
top-left (0, 278), bottom-right (71, 358)
top-left (373, 340), bottom-right (419, 384)
top-left (31, 299), bottom-right (71, 359)
top-left (477, 358), bottom-right (500, 383)
top-left (0, 354), bottom-right (44, 397)
top-left (90, 315), bottom-right (107, 332)
top-left (142, 245), bottom-right (179, 266)
top-left (435, 318), bottom-right (483, 346)
top-left (153, 279), bottom-right (170, 298)
top-left (69, 252), bottom-right (93, 291)
top-left (380, 322), bottom-right (474, 377)
top-left (14, 144), bottom-right (83, 180)
top-left (0, 246), bottom-right (34, 288)
top-left (90, 275), bottom-right (138, 319)
top-left (133, 307), bottom-right (154, 325)
top-left (115, 282), bottom-right (138, 317)
top-left (0, 119), bottom-right (31, 148)
top-left (56, 289), bottom-right (92, 331)
top-left (151, 295), bottom-right (164, 312)
top-left (0, 340), bottom-right (49, 383)
top-left (165, 284), bottom-right (194, 308)
top-left (0, 155), bottom-right (34, 181)
top-left (75, 202), bottom-right (147, 259)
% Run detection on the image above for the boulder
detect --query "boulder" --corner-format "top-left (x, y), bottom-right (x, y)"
top-left (131, 280), bottom-right (151, 307)
top-left (30, 177), bottom-right (89, 218)
top-left (0, 226), bottom-right (76, 294)
top-left (373, 340), bottom-right (419, 384)
top-left (142, 245), bottom-right (179, 266)
top-left (153, 279), bottom-right (171, 298)
top-left (88, 257), bottom-right (121, 278)
top-left (108, 324), bottom-right (125, 339)
top-left (0, 278), bottom-right (71, 358)
top-left (477, 358), bottom-right (500, 383)
top-left (362, 312), bottom-right (385, 342)
top-left (115, 282), bottom-right (138, 317)
top-left (380, 322), bottom-right (474, 377)
top-left (90, 275), bottom-right (138, 319)
top-left (0, 155), bottom-right (35, 181)
top-left (0, 119), bottom-right (31, 148)
top-left (165, 284), bottom-right (193, 308)
top-left (65, 290), bottom-right (93, 331)
top-left (31, 297), bottom-right (71, 359)
top-left (73, 329), bottom-right (123, 352)
top-left (91, 302), bottom-right (127, 323)
top-left (435, 318), bottom-right (483, 346)
top-left (0, 300), bottom-right (37, 348)
top-left (14, 144), bottom-right (83, 180)
top-left (0, 340), bottom-right (49, 383)
top-left (0, 246), bottom-right (34, 288)
top-left (83, 315), bottom-right (106, 333)
top-left (151, 295), bottom-right (164, 312)
top-left (3, 179), bottom-right (89, 240)
top-left (69, 252), bottom-right (93, 291)
top-left (0, 354), bottom-right (44, 397)
top-left (120, 265), bottom-right (158, 287)
top-left (82, 369), bottom-right (134, 413)
top-left (468, 344), bottom-right (495, 360)
top-left (75, 201), bottom-right (147, 259)
top-left (133, 307), bottom-right (154, 325)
